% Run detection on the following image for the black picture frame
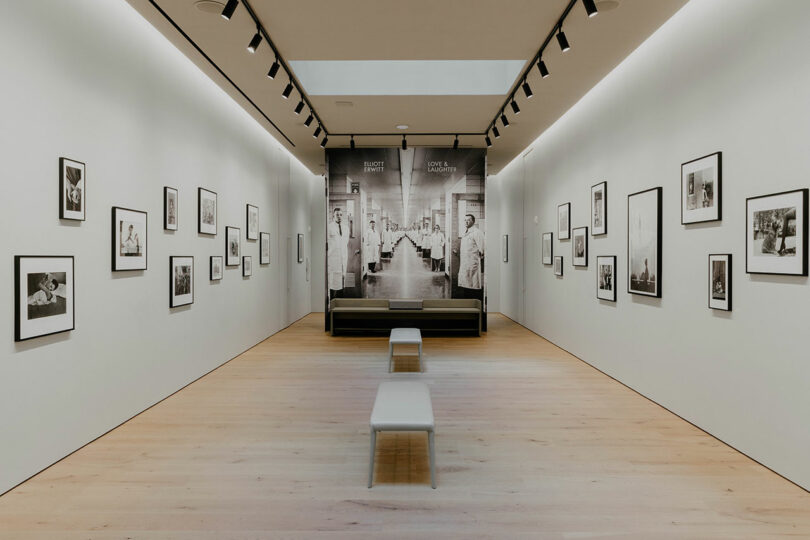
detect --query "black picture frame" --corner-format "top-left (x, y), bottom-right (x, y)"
top-left (542, 232), bottom-right (553, 265)
top-left (225, 226), bottom-right (241, 266)
top-left (558, 202), bottom-right (571, 240)
top-left (554, 256), bottom-right (563, 276)
top-left (260, 232), bottom-right (270, 265)
top-left (112, 206), bottom-right (148, 271)
top-left (627, 187), bottom-right (662, 297)
top-left (169, 256), bottom-right (194, 308)
top-left (198, 187), bottom-right (217, 235)
top-left (745, 189), bottom-right (808, 276)
top-left (14, 255), bottom-right (75, 342)
top-left (572, 226), bottom-right (588, 267)
top-left (164, 186), bottom-right (178, 231)
top-left (708, 254), bottom-right (731, 311)
top-left (210, 256), bottom-right (223, 281)
top-left (242, 255), bottom-right (252, 277)
top-left (682, 152), bottom-right (721, 225)
top-left (297, 233), bottom-right (304, 263)
top-left (596, 255), bottom-right (617, 302)
top-left (591, 181), bottom-right (607, 235)
top-left (246, 204), bottom-right (259, 240)
top-left (59, 157), bottom-right (86, 221)
top-left (502, 234), bottom-right (509, 263)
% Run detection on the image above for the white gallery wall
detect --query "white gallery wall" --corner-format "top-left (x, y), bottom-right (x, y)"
top-left (0, 0), bottom-right (321, 494)
top-left (490, 0), bottom-right (810, 490)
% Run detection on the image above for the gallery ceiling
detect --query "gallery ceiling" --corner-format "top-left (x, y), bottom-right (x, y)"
top-left (127, 0), bottom-right (687, 175)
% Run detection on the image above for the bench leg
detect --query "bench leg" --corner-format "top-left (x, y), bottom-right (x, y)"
top-left (368, 430), bottom-right (377, 488)
top-left (428, 430), bottom-right (436, 489)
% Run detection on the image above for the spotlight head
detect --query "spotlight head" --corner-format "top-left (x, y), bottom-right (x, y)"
top-left (313, 125), bottom-right (322, 138)
top-left (453, 135), bottom-right (459, 150)
top-left (402, 135), bottom-right (407, 150)
top-left (221, 0), bottom-right (238, 20)
top-left (282, 81), bottom-right (293, 99)
top-left (510, 99), bottom-right (520, 115)
top-left (522, 80), bottom-right (533, 99)
top-left (294, 100), bottom-right (305, 115)
top-left (320, 136), bottom-right (328, 148)
top-left (247, 31), bottom-right (262, 53)
top-left (267, 59), bottom-right (280, 79)
top-left (500, 112), bottom-right (510, 128)
top-left (492, 126), bottom-right (500, 139)
top-left (350, 135), bottom-right (356, 150)
top-left (304, 112), bottom-right (314, 127)
top-left (583, 0), bottom-right (598, 17)
top-left (556, 30), bottom-right (570, 52)
top-left (537, 58), bottom-right (550, 78)
top-left (485, 135), bottom-right (493, 148)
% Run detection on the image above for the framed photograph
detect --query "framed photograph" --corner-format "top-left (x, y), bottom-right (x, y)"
top-left (112, 206), bottom-right (147, 271)
top-left (682, 152), bottom-right (721, 224)
top-left (169, 256), bottom-right (194, 307)
top-left (709, 254), bottom-right (731, 311)
top-left (554, 256), bottom-right (563, 276)
top-left (558, 202), bottom-right (571, 240)
top-left (15, 256), bottom-right (75, 342)
top-left (596, 255), bottom-right (616, 302)
top-left (591, 182), bottom-right (607, 235)
top-left (746, 189), bottom-right (808, 275)
top-left (59, 158), bottom-right (85, 221)
top-left (225, 226), bottom-right (241, 266)
top-left (297, 233), bottom-right (304, 263)
top-left (572, 226), bottom-right (588, 267)
top-left (164, 187), bottom-right (178, 231)
top-left (198, 188), bottom-right (217, 235)
top-left (210, 256), bottom-right (223, 281)
top-left (242, 256), bottom-right (252, 277)
top-left (260, 232), bottom-right (270, 265)
top-left (542, 232), bottom-right (553, 265)
top-left (246, 204), bottom-right (259, 240)
top-left (502, 234), bottom-right (509, 263)
top-left (628, 187), bottom-right (662, 297)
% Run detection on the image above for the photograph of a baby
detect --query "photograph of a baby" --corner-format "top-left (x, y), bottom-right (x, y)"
top-left (26, 272), bottom-right (67, 320)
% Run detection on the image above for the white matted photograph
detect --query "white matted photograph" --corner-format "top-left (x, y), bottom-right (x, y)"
top-left (554, 256), bottom-right (563, 277)
top-left (60, 158), bottom-right (85, 221)
top-left (502, 234), bottom-right (508, 263)
top-left (164, 187), bottom-right (178, 231)
top-left (15, 255), bottom-right (75, 342)
top-left (247, 204), bottom-right (259, 240)
top-left (572, 226), bottom-right (588, 267)
top-left (210, 255), bottom-right (223, 281)
top-left (708, 254), bottom-right (731, 311)
top-left (628, 187), bottom-right (662, 297)
top-left (682, 152), bottom-right (721, 224)
top-left (558, 202), bottom-right (571, 240)
top-left (226, 226), bottom-right (241, 266)
top-left (297, 233), bottom-right (304, 263)
top-left (591, 182), bottom-right (607, 235)
top-left (260, 232), bottom-right (270, 265)
top-left (242, 256), bottom-right (252, 277)
top-left (170, 256), bottom-right (193, 307)
top-left (596, 255), bottom-right (616, 302)
top-left (746, 189), bottom-right (808, 275)
top-left (112, 206), bottom-right (147, 271)
top-left (542, 232), bottom-right (552, 265)
top-left (198, 188), bottom-right (217, 235)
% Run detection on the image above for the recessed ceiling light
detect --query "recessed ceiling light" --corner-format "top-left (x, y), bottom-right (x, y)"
top-left (595, 0), bottom-right (620, 11)
top-left (396, 124), bottom-right (409, 130)
top-left (194, 1), bottom-right (225, 14)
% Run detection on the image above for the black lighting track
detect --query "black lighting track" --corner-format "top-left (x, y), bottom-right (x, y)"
top-left (146, 0), bottom-right (295, 147)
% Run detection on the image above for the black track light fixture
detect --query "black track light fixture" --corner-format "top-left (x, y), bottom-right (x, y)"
top-left (501, 111), bottom-right (510, 128)
top-left (247, 30), bottom-right (262, 53)
top-left (453, 135), bottom-right (459, 150)
top-left (537, 58), bottom-right (550, 79)
top-left (221, 0), bottom-right (238, 20)
top-left (510, 98), bottom-right (521, 115)
top-left (313, 125), bottom-right (322, 139)
top-left (402, 135), bottom-right (407, 150)
top-left (267, 57), bottom-right (280, 79)
top-left (294, 99), bottom-right (305, 115)
top-left (583, 0), bottom-right (598, 17)
top-left (492, 126), bottom-right (501, 139)
top-left (485, 133), bottom-right (493, 148)
top-left (350, 135), bottom-right (356, 150)
top-left (303, 112), bottom-right (314, 127)
top-left (556, 27), bottom-right (570, 52)
top-left (522, 79), bottom-right (533, 99)
top-left (320, 135), bottom-right (328, 148)
top-left (281, 80), bottom-right (293, 99)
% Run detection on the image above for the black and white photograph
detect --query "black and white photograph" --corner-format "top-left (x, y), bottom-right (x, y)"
top-left (326, 148), bottom-right (486, 313)
top-left (198, 188), bottom-right (217, 235)
top-left (170, 256), bottom-right (193, 307)
top-left (112, 206), bottom-right (147, 271)
top-left (628, 187), bottom-right (662, 297)
top-left (210, 255), bottom-right (223, 281)
top-left (60, 158), bottom-right (85, 221)
top-left (591, 182), bottom-right (607, 235)
top-left (164, 187), bottom-right (178, 231)
top-left (542, 232), bottom-right (553, 265)
top-left (502, 234), bottom-right (508, 263)
top-left (572, 226), bottom-right (588, 267)
top-left (708, 254), bottom-right (731, 311)
top-left (242, 255), bottom-right (252, 277)
top-left (260, 232), bottom-right (270, 265)
top-left (15, 256), bottom-right (74, 341)
top-left (558, 202), bottom-right (571, 240)
top-left (297, 233), bottom-right (304, 263)
top-left (554, 256), bottom-right (563, 276)
top-left (682, 152), bottom-right (721, 224)
top-left (226, 226), bottom-right (241, 266)
top-left (247, 204), bottom-right (258, 240)
top-left (746, 189), bottom-right (808, 275)
top-left (596, 255), bottom-right (616, 302)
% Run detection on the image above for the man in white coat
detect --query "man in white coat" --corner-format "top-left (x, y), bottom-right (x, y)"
top-left (365, 220), bottom-right (381, 273)
top-left (381, 222), bottom-right (394, 259)
top-left (456, 214), bottom-right (485, 301)
top-left (430, 224), bottom-right (446, 272)
top-left (327, 207), bottom-right (349, 299)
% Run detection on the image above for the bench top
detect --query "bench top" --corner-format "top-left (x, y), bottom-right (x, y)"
top-left (389, 327), bottom-right (422, 344)
top-left (370, 381), bottom-right (434, 431)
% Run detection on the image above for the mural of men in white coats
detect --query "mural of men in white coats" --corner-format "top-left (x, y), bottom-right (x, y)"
top-left (456, 214), bottom-right (485, 301)
top-left (381, 222), bottom-right (394, 259)
top-left (365, 220), bottom-right (381, 273)
top-left (430, 224), bottom-right (446, 272)
top-left (327, 207), bottom-right (349, 299)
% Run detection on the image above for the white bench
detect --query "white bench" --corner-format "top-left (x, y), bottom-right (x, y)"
top-left (368, 381), bottom-right (436, 489)
top-left (388, 327), bottom-right (423, 372)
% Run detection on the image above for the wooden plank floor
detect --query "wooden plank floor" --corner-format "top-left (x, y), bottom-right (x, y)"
top-left (1, 313), bottom-right (808, 538)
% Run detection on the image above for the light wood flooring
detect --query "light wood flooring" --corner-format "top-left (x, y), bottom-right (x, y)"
top-left (1, 314), bottom-right (808, 538)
